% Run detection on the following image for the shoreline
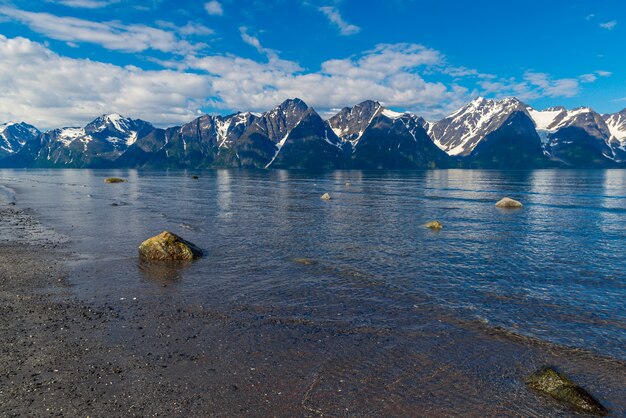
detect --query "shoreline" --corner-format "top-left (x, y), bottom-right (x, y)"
top-left (1, 202), bottom-right (625, 416)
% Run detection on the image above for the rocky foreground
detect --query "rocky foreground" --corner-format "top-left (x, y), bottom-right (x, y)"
top-left (1, 205), bottom-right (625, 417)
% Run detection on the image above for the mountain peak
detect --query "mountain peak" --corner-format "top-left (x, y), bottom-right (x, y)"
top-left (472, 96), bottom-right (487, 104)
top-left (327, 100), bottom-right (384, 143)
top-left (432, 96), bottom-right (529, 156)
top-left (467, 96), bottom-right (524, 109)
top-left (355, 99), bottom-right (381, 108)
top-left (275, 98), bottom-right (309, 112)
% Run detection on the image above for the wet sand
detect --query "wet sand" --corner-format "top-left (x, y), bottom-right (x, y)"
top-left (1, 204), bottom-right (625, 417)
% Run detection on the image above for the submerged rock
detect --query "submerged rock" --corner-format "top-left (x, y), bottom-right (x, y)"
top-left (138, 231), bottom-right (202, 261)
top-left (321, 193), bottom-right (332, 201)
top-left (495, 197), bottom-right (523, 208)
top-left (104, 177), bottom-right (126, 183)
top-left (525, 367), bottom-right (608, 416)
top-left (292, 257), bottom-right (317, 266)
top-left (425, 220), bottom-right (443, 229)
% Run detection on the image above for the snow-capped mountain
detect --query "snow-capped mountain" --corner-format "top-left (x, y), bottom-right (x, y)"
top-left (84, 114), bottom-right (153, 148)
top-left (7, 114), bottom-right (153, 168)
top-left (527, 105), bottom-right (620, 165)
top-left (429, 97), bottom-right (529, 157)
top-left (528, 106), bottom-right (610, 140)
top-left (0, 122), bottom-right (40, 158)
top-left (1, 98), bottom-right (625, 169)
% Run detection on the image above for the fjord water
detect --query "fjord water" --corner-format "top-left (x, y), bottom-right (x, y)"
top-left (2, 169), bottom-right (625, 413)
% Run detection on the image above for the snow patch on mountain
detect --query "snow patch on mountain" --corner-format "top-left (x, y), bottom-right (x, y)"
top-left (215, 118), bottom-right (232, 148)
top-left (528, 106), bottom-right (595, 132)
top-left (604, 111), bottom-right (626, 143)
top-left (381, 109), bottom-right (406, 119)
top-left (58, 127), bottom-right (86, 146)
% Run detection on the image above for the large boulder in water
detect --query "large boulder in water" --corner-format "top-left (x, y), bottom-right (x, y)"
top-left (104, 177), bottom-right (126, 183)
top-left (138, 231), bottom-right (202, 261)
top-left (525, 367), bottom-right (607, 415)
top-left (424, 220), bottom-right (443, 229)
top-left (495, 197), bottom-right (523, 208)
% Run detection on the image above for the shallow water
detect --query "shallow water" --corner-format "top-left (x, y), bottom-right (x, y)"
top-left (2, 168), bottom-right (625, 415)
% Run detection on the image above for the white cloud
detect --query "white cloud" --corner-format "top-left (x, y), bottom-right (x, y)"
top-left (204, 1), bottom-right (223, 16)
top-left (600, 20), bottom-right (617, 30)
top-left (239, 27), bottom-right (269, 56)
top-left (478, 69), bottom-right (610, 101)
top-left (52, 0), bottom-right (120, 8)
top-left (523, 72), bottom-right (580, 97)
top-left (156, 20), bottom-right (215, 37)
top-left (0, 35), bottom-right (212, 128)
top-left (0, 7), bottom-right (205, 54)
top-left (579, 70), bottom-right (613, 83)
top-left (579, 73), bottom-right (598, 83)
top-left (178, 22), bottom-right (215, 36)
top-left (318, 6), bottom-right (360, 36)
top-left (0, 33), bottom-right (610, 129)
top-left (186, 43), bottom-right (466, 119)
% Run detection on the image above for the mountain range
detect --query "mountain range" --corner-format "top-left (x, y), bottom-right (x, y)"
top-left (1, 97), bottom-right (625, 169)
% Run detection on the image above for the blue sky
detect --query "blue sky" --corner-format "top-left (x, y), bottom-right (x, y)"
top-left (0, 0), bottom-right (624, 128)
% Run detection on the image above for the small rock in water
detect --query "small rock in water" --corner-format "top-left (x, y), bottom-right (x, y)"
top-left (292, 258), bottom-right (317, 266)
top-left (525, 366), bottom-right (608, 416)
top-left (424, 220), bottom-right (443, 229)
top-left (495, 197), bottom-right (523, 208)
top-left (8, 202), bottom-right (16, 206)
top-left (191, 175), bottom-right (199, 180)
top-left (321, 193), bottom-right (332, 201)
top-left (104, 177), bottom-right (126, 184)
top-left (138, 231), bottom-right (202, 261)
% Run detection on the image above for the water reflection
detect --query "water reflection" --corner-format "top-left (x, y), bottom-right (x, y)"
top-left (138, 259), bottom-right (189, 285)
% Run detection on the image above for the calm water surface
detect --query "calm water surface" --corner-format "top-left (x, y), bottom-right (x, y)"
top-left (1, 168), bottom-right (625, 415)
top-left (2, 169), bottom-right (625, 359)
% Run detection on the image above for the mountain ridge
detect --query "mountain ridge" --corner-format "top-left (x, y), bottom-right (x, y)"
top-left (1, 98), bottom-right (625, 169)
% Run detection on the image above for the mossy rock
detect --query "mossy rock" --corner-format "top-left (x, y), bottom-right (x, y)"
top-left (425, 220), bottom-right (443, 229)
top-left (104, 177), bottom-right (126, 184)
top-left (321, 193), bottom-right (331, 201)
top-left (138, 231), bottom-right (202, 261)
top-left (495, 197), bottom-right (523, 208)
top-left (525, 367), bottom-right (607, 415)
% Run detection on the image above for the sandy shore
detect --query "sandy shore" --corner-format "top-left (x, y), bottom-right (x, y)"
top-left (1, 204), bottom-right (625, 417)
